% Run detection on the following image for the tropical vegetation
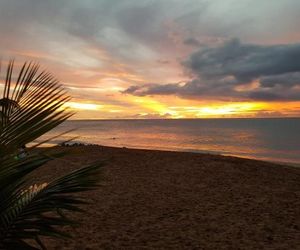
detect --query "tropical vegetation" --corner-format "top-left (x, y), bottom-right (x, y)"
top-left (0, 60), bottom-right (102, 249)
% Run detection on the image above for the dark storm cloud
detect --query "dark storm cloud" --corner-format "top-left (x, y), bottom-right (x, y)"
top-left (124, 39), bottom-right (300, 101)
top-left (123, 83), bottom-right (183, 96)
top-left (1, 0), bottom-right (300, 103)
top-left (183, 38), bottom-right (201, 47)
top-left (248, 91), bottom-right (282, 101)
top-left (1, 0), bottom-right (299, 64)
top-left (260, 72), bottom-right (300, 87)
top-left (184, 38), bottom-right (300, 81)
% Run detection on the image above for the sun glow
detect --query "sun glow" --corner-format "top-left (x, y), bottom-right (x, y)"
top-left (66, 102), bottom-right (102, 111)
top-left (196, 103), bottom-right (265, 117)
top-left (133, 97), bottom-right (174, 115)
top-left (63, 93), bottom-right (300, 119)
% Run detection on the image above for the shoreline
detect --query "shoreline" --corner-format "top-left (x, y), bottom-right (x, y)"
top-left (57, 141), bottom-right (300, 168)
top-left (35, 145), bottom-right (300, 249)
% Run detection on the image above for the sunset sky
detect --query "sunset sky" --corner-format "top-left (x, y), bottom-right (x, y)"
top-left (1, 0), bottom-right (300, 119)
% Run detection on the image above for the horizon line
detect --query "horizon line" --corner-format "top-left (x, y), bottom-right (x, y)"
top-left (67, 117), bottom-right (300, 121)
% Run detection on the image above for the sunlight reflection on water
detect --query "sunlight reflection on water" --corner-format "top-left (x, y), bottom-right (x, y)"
top-left (35, 118), bottom-right (300, 164)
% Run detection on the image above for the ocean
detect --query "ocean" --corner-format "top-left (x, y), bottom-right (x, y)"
top-left (37, 118), bottom-right (300, 164)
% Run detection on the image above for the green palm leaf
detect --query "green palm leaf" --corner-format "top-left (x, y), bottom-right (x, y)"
top-left (0, 161), bottom-right (102, 249)
top-left (0, 60), bottom-right (73, 155)
top-left (0, 60), bottom-right (103, 249)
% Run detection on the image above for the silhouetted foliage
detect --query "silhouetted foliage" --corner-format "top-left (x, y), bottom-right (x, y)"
top-left (0, 60), bottom-right (102, 249)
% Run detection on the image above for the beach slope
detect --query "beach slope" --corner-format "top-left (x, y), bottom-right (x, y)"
top-left (37, 146), bottom-right (300, 250)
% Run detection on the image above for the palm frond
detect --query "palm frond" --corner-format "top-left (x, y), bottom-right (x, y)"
top-left (0, 162), bottom-right (102, 249)
top-left (0, 60), bottom-right (73, 155)
top-left (0, 154), bottom-right (51, 211)
top-left (0, 60), bottom-right (103, 249)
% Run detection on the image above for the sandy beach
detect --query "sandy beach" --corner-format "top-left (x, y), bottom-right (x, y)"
top-left (33, 145), bottom-right (300, 250)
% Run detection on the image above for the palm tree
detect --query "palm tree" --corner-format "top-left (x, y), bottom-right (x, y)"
top-left (0, 60), bottom-right (102, 249)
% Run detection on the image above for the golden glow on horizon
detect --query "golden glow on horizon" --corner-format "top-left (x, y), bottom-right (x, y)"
top-left (196, 103), bottom-right (265, 117)
top-left (160, 97), bottom-right (262, 118)
top-left (133, 97), bottom-right (181, 117)
top-left (2, 79), bottom-right (299, 119)
top-left (66, 102), bottom-right (102, 111)
top-left (65, 96), bottom-right (300, 119)
top-left (134, 97), bottom-right (168, 113)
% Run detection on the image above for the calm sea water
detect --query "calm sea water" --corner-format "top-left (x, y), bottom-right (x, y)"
top-left (37, 118), bottom-right (300, 164)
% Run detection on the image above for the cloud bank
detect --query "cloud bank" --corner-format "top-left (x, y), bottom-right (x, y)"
top-left (124, 39), bottom-right (300, 101)
top-left (1, 0), bottom-right (300, 117)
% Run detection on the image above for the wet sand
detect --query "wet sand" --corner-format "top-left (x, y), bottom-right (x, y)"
top-left (34, 145), bottom-right (299, 249)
